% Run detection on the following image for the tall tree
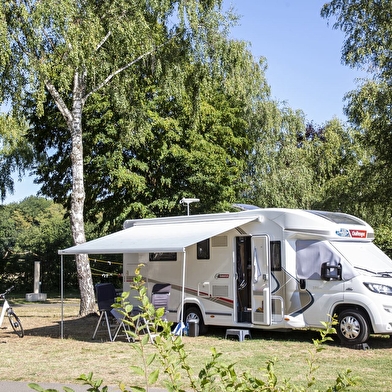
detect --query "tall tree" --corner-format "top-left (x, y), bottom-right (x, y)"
top-left (241, 101), bottom-right (315, 209)
top-left (0, 0), bottom-right (237, 315)
top-left (309, 118), bottom-right (367, 213)
top-left (321, 0), bottom-right (392, 235)
top-left (0, 197), bottom-right (73, 291)
top-left (27, 16), bottom-right (270, 231)
top-left (321, 1), bottom-right (392, 78)
top-left (0, 115), bottom-right (33, 201)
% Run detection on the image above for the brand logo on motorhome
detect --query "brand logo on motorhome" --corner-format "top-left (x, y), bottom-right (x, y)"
top-left (336, 228), bottom-right (350, 237)
top-left (349, 229), bottom-right (367, 238)
top-left (215, 273), bottom-right (229, 279)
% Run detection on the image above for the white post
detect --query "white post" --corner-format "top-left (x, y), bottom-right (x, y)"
top-left (34, 261), bottom-right (40, 294)
top-left (26, 260), bottom-right (47, 302)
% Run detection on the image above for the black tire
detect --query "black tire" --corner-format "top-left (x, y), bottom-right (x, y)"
top-left (8, 311), bottom-right (24, 338)
top-left (337, 309), bottom-right (369, 345)
top-left (185, 306), bottom-right (208, 335)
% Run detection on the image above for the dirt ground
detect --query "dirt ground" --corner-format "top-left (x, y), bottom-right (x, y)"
top-left (1, 299), bottom-right (113, 341)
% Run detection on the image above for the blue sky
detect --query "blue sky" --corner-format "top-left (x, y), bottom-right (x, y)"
top-left (5, 1), bottom-right (364, 204)
top-left (227, 0), bottom-right (364, 124)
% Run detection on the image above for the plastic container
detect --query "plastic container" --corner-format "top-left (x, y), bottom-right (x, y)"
top-left (188, 319), bottom-right (199, 337)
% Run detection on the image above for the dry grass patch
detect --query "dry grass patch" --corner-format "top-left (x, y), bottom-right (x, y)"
top-left (1, 297), bottom-right (392, 391)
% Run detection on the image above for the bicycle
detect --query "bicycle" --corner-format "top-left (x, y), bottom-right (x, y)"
top-left (0, 286), bottom-right (24, 338)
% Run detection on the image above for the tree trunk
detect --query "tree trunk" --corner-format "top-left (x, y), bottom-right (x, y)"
top-left (75, 254), bottom-right (95, 316)
top-left (69, 72), bottom-right (96, 316)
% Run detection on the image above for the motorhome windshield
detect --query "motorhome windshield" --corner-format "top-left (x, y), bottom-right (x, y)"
top-left (331, 241), bottom-right (392, 276)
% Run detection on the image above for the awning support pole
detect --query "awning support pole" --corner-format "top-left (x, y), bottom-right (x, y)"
top-left (181, 250), bottom-right (186, 335)
top-left (60, 254), bottom-right (64, 339)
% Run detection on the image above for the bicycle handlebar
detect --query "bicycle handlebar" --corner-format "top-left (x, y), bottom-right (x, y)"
top-left (0, 285), bottom-right (15, 298)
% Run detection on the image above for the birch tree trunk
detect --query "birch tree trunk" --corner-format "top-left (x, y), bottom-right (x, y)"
top-left (47, 72), bottom-right (96, 315)
top-left (70, 72), bottom-right (95, 316)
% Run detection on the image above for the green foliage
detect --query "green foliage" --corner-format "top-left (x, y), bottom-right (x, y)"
top-left (309, 119), bottom-right (367, 212)
top-left (321, 1), bottom-right (392, 236)
top-left (0, 114), bottom-right (34, 201)
top-left (0, 196), bottom-right (73, 292)
top-left (26, 24), bottom-right (271, 228)
top-left (28, 382), bottom-right (75, 392)
top-left (342, 79), bottom-right (392, 218)
top-left (0, 0), bottom-right (249, 314)
top-left (242, 103), bottom-right (315, 209)
top-left (374, 224), bottom-right (392, 258)
top-left (242, 100), bottom-right (376, 229)
top-left (0, 0), bottom-right (256, 228)
top-left (321, 0), bottom-right (392, 77)
top-left (0, 195), bottom-right (123, 292)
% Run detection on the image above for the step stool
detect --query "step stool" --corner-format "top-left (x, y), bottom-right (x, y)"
top-left (225, 328), bottom-right (251, 342)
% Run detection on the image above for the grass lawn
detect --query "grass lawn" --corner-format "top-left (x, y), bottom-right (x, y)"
top-left (1, 296), bottom-right (392, 391)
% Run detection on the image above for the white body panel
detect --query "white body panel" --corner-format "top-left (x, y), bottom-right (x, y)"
top-left (122, 208), bottom-right (392, 339)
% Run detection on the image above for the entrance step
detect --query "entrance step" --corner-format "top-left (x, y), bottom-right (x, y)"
top-left (225, 328), bottom-right (251, 342)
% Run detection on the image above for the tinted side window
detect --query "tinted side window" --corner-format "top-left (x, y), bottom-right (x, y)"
top-left (271, 241), bottom-right (281, 271)
top-left (149, 253), bottom-right (177, 261)
top-left (197, 239), bottom-right (210, 259)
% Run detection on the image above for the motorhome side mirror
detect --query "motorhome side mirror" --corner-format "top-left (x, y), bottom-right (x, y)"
top-left (321, 262), bottom-right (342, 281)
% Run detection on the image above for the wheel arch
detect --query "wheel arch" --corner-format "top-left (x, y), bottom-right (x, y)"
top-left (175, 299), bottom-right (206, 321)
top-left (182, 302), bottom-right (208, 334)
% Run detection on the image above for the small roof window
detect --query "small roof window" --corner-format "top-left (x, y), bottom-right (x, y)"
top-left (307, 210), bottom-right (365, 226)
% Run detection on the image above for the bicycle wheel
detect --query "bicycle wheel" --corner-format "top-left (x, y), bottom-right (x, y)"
top-left (8, 311), bottom-right (24, 338)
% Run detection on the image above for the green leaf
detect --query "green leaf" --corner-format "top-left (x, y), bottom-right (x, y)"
top-left (131, 343), bottom-right (143, 355)
top-left (129, 365), bottom-right (145, 376)
top-left (148, 369), bottom-right (159, 385)
top-left (128, 387), bottom-right (146, 392)
top-left (141, 334), bottom-right (150, 345)
top-left (147, 353), bottom-right (157, 366)
top-left (27, 384), bottom-right (47, 392)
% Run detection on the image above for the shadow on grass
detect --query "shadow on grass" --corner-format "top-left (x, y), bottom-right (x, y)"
top-left (23, 313), bottom-right (123, 342)
top-left (206, 325), bottom-right (392, 349)
top-left (207, 326), bottom-right (323, 343)
top-left (22, 316), bottom-right (392, 349)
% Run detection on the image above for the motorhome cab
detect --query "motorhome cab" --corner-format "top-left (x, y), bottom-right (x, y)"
top-left (121, 206), bottom-right (392, 345)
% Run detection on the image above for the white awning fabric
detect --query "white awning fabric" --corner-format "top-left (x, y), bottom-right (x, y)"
top-left (59, 215), bottom-right (258, 255)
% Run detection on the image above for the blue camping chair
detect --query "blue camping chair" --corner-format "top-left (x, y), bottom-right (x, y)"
top-left (92, 283), bottom-right (117, 341)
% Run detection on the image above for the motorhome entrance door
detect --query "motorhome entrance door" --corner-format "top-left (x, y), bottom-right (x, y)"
top-left (251, 236), bottom-right (271, 325)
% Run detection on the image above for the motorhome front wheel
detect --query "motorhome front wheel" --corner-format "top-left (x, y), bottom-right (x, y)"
top-left (337, 309), bottom-right (370, 345)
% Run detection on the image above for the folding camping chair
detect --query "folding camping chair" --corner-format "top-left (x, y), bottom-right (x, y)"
top-left (111, 307), bottom-right (134, 342)
top-left (140, 283), bottom-right (171, 343)
top-left (92, 283), bottom-right (117, 341)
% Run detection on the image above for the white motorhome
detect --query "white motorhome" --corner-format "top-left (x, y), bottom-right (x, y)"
top-left (120, 206), bottom-right (392, 345)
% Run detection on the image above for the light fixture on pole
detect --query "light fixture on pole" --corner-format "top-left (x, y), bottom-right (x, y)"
top-left (180, 197), bottom-right (200, 215)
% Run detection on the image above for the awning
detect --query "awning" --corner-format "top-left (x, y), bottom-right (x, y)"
top-left (58, 212), bottom-right (260, 339)
top-left (59, 214), bottom-right (258, 255)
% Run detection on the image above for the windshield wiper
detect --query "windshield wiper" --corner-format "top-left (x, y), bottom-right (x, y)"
top-left (354, 266), bottom-right (378, 275)
top-left (354, 266), bottom-right (392, 277)
top-left (378, 271), bottom-right (392, 278)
